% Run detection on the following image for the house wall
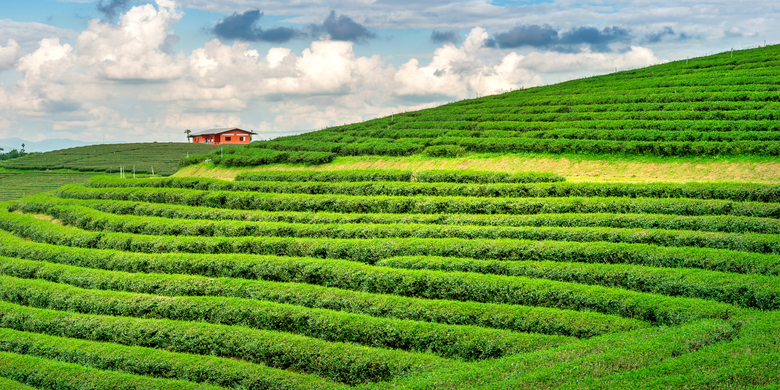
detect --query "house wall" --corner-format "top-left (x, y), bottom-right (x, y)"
top-left (217, 130), bottom-right (253, 144)
top-left (191, 129), bottom-right (253, 145)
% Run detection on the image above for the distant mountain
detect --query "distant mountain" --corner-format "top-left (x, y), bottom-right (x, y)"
top-left (0, 138), bottom-right (125, 153)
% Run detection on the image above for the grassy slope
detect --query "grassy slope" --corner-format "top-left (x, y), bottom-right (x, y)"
top-left (180, 45), bottom-right (780, 183)
top-left (0, 143), bottom-right (219, 177)
top-left (176, 153), bottom-right (780, 183)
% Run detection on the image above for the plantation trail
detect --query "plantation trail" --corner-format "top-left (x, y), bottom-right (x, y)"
top-left (176, 154), bottom-right (780, 183)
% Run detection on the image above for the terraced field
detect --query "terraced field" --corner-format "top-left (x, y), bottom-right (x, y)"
top-left (235, 45), bottom-right (780, 161)
top-left (1, 143), bottom-right (220, 176)
top-left (0, 170), bottom-right (778, 388)
top-left (0, 171), bottom-right (96, 202)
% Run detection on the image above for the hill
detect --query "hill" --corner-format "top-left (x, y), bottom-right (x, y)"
top-left (0, 46), bottom-right (779, 389)
top-left (0, 142), bottom-right (220, 176)
top-left (0, 172), bottom-right (779, 388)
top-left (212, 45), bottom-right (780, 165)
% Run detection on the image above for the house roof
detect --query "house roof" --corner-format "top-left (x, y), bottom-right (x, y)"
top-left (189, 128), bottom-right (258, 136)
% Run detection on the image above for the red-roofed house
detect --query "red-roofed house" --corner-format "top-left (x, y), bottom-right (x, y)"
top-left (189, 128), bottom-right (257, 145)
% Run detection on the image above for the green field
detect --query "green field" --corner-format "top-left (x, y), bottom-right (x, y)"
top-left (1, 143), bottom-right (220, 176)
top-left (221, 45), bottom-right (780, 162)
top-left (0, 170), bottom-right (96, 202)
top-left (0, 171), bottom-right (778, 388)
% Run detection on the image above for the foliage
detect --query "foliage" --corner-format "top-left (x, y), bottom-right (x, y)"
top-left (1, 143), bottom-right (219, 176)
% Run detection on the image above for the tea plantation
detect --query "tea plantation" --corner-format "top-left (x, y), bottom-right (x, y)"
top-left (0, 45), bottom-right (779, 389)
top-left (210, 45), bottom-right (780, 165)
top-left (2, 143), bottom-right (219, 176)
top-left (0, 170), bottom-right (778, 388)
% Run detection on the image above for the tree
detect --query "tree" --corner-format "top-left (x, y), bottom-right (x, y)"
top-left (184, 129), bottom-right (192, 142)
top-left (20, 143), bottom-right (24, 152)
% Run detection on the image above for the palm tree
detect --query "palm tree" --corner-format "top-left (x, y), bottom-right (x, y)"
top-left (20, 143), bottom-right (24, 152)
top-left (184, 130), bottom-right (192, 142)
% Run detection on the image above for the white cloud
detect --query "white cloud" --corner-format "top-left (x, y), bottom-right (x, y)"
top-left (0, 20), bottom-right (77, 51)
top-left (395, 28), bottom-right (543, 98)
top-left (52, 106), bottom-right (128, 130)
top-left (0, 39), bottom-right (22, 72)
top-left (164, 112), bottom-right (242, 130)
top-left (516, 46), bottom-right (660, 73)
top-left (76, 0), bottom-right (185, 80)
top-left (12, 37), bottom-right (78, 115)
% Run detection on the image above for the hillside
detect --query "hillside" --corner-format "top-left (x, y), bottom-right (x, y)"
top-left (0, 46), bottom-right (779, 389)
top-left (1, 172), bottom-right (779, 388)
top-left (0, 170), bottom-right (96, 201)
top-left (0, 142), bottom-right (219, 176)
top-left (228, 45), bottom-right (780, 162)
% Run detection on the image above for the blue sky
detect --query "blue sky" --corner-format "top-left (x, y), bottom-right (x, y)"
top-left (0, 0), bottom-right (776, 143)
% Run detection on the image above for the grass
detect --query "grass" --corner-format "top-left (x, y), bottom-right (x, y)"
top-left (0, 143), bottom-right (220, 176)
top-left (177, 153), bottom-right (780, 183)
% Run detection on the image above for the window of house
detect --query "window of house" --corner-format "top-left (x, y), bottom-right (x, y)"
top-left (225, 137), bottom-right (232, 141)
top-left (240, 137), bottom-right (245, 141)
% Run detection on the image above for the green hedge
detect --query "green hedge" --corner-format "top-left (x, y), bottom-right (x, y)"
top-left (55, 185), bottom-right (780, 218)
top-left (235, 170), bottom-right (414, 182)
top-left (0, 274), bottom-right (572, 361)
top-left (4, 211), bottom-right (780, 276)
top-left (83, 176), bottom-right (780, 203)
top-left (0, 350), bottom-right (224, 390)
top-left (0, 374), bottom-right (35, 390)
top-left (0, 225), bottom-right (743, 325)
top-left (0, 328), bottom-right (341, 390)
top-left (41, 204), bottom-right (780, 254)
top-left (415, 170), bottom-right (565, 183)
top-left (377, 256), bottom-right (780, 310)
top-left (0, 302), bottom-right (447, 385)
top-left (0, 252), bottom-right (645, 338)
top-left (16, 195), bottom-right (780, 235)
top-left (179, 149), bottom-right (336, 168)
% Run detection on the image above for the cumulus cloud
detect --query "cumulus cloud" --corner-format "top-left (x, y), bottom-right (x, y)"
top-left (0, 39), bottom-right (22, 72)
top-left (308, 11), bottom-right (377, 43)
top-left (396, 28), bottom-right (541, 98)
top-left (52, 106), bottom-right (127, 130)
top-left (558, 26), bottom-right (631, 52)
top-left (76, 0), bottom-right (184, 80)
top-left (12, 37), bottom-right (80, 115)
top-left (96, 0), bottom-right (133, 20)
top-left (430, 30), bottom-right (461, 44)
top-left (0, 20), bottom-right (77, 52)
top-left (489, 24), bottom-right (631, 52)
top-left (164, 112), bottom-right (242, 130)
top-left (210, 10), bottom-right (376, 44)
top-left (210, 10), bottom-right (301, 43)
top-left (515, 46), bottom-right (659, 73)
top-left (645, 27), bottom-right (676, 43)
top-left (488, 24), bottom-right (559, 48)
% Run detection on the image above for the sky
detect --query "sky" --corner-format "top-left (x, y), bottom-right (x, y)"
top-left (0, 0), bottom-right (777, 144)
